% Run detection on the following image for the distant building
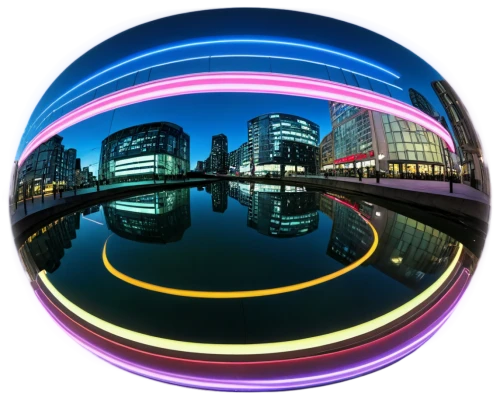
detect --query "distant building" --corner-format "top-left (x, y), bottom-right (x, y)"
top-left (247, 113), bottom-right (320, 176)
top-left (319, 131), bottom-right (334, 171)
top-left (16, 135), bottom-right (77, 199)
top-left (229, 148), bottom-right (240, 173)
top-left (210, 134), bottom-right (228, 173)
top-left (431, 80), bottom-right (489, 194)
top-left (99, 122), bottom-right (190, 184)
top-left (195, 161), bottom-right (205, 172)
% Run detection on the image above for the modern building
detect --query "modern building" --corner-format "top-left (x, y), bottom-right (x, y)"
top-left (16, 135), bottom-right (77, 199)
top-left (18, 212), bottom-right (81, 279)
top-left (247, 113), bottom-right (320, 176)
top-left (228, 148), bottom-right (240, 173)
top-left (239, 142), bottom-right (250, 174)
top-left (431, 80), bottom-right (490, 194)
top-left (319, 131), bottom-right (334, 171)
top-left (103, 188), bottom-right (191, 244)
top-left (204, 154), bottom-right (211, 173)
top-left (408, 88), bottom-right (440, 119)
top-left (195, 161), bottom-right (205, 172)
top-left (329, 102), bottom-right (448, 180)
top-left (99, 122), bottom-right (190, 184)
top-left (210, 134), bottom-right (228, 173)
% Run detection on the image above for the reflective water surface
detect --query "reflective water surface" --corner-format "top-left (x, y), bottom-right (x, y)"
top-left (20, 182), bottom-right (467, 346)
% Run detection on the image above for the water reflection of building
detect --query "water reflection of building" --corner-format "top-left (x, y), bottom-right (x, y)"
top-left (99, 122), bottom-right (190, 184)
top-left (431, 80), bottom-right (490, 195)
top-left (16, 135), bottom-right (77, 200)
top-left (103, 188), bottom-right (191, 244)
top-left (18, 212), bottom-right (81, 279)
top-left (210, 181), bottom-right (229, 213)
top-left (322, 193), bottom-right (459, 291)
top-left (323, 194), bottom-right (374, 265)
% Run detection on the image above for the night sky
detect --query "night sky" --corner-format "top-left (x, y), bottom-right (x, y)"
top-left (20, 8), bottom-right (449, 173)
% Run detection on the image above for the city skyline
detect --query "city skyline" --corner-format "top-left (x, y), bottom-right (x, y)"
top-left (31, 93), bottom-right (331, 175)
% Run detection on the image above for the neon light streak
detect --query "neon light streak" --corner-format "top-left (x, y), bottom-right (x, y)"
top-left (37, 243), bottom-right (463, 355)
top-left (27, 38), bottom-right (399, 132)
top-left (19, 72), bottom-right (454, 165)
top-left (30, 54), bottom-right (401, 134)
top-left (35, 267), bottom-right (469, 391)
top-left (102, 207), bottom-right (376, 298)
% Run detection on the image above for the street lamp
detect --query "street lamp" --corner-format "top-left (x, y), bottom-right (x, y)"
top-left (376, 153), bottom-right (385, 183)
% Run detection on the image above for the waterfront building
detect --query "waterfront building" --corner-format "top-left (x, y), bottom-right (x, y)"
top-left (329, 102), bottom-right (448, 180)
top-left (210, 181), bottom-right (229, 213)
top-left (229, 148), bottom-right (240, 173)
top-left (16, 135), bottom-right (77, 199)
top-left (99, 122), bottom-right (190, 184)
top-left (195, 161), bottom-right (205, 172)
top-left (319, 131), bottom-right (334, 171)
top-left (431, 80), bottom-right (489, 194)
top-left (247, 113), bottom-right (320, 176)
top-left (210, 134), bottom-right (228, 173)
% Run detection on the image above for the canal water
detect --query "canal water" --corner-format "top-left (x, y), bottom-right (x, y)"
top-left (19, 181), bottom-right (463, 344)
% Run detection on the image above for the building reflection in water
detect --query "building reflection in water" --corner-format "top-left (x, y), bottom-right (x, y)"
top-left (225, 181), bottom-right (319, 238)
top-left (321, 193), bottom-right (459, 291)
top-left (18, 212), bottom-right (81, 279)
top-left (210, 181), bottom-right (229, 213)
top-left (102, 188), bottom-right (191, 244)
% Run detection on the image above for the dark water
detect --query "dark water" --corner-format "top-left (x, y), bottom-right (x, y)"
top-left (20, 181), bottom-right (461, 344)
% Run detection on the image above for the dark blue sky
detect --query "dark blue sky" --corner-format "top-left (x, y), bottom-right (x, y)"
top-left (60, 93), bottom-right (331, 171)
top-left (20, 8), bottom-right (451, 172)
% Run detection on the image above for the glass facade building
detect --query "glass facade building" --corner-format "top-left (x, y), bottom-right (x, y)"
top-left (319, 132), bottom-right (334, 171)
top-left (432, 80), bottom-right (489, 194)
top-left (210, 134), bottom-right (228, 173)
top-left (103, 188), bottom-right (191, 244)
top-left (16, 135), bottom-right (77, 200)
top-left (99, 122), bottom-right (190, 184)
top-left (329, 102), bottom-right (449, 180)
top-left (248, 113), bottom-right (320, 176)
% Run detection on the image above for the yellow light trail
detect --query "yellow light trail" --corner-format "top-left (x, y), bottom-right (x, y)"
top-left (101, 213), bottom-right (379, 299)
top-left (38, 242), bottom-right (463, 355)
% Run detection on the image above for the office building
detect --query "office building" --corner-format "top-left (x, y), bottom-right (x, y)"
top-left (329, 102), bottom-right (448, 180)
top-left (103, 188), bottom-right (191, 244)
top-left (195, 161), bottom-right (205, 172)
top-left (320, 131), bottom-right (334, 171)
top-left (16, 135), bottom-right (77, 199)
top-left (247, 113), bottom-right (320, 176)
top-left (210, 134), bottom-right (228, 173)
top-left (99, 122), bottom-right (190, 184)
top-left (432, 80), bottom-right (489, 194)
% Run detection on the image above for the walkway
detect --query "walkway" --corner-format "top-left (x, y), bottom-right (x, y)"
top-left (282, 175), bottom-right (490, 205)
top-left (10, 178), bottom-right (210, 225)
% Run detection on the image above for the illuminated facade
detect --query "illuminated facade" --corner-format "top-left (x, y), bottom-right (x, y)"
top-left (99, 122), bottom-right (190, 184)
top-left (432, 80), bottom-right (490, 194)
top-left (319, 131), bottom-right (334, 171)
top-left (329, 102), bottom-right (448, 180)
top-left (248, 113), bottom-right (320, 176)
top-left (16, 135), bottom-right (77, 199)
top-left (103, 188), bottom-right (191, 244)
top-left (210, 134), bottom-right (228, 173)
